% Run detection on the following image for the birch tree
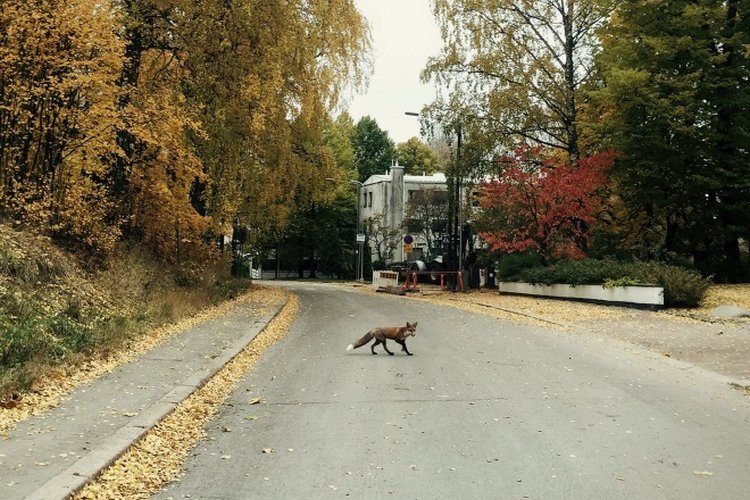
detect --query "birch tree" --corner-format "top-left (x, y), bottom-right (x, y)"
top-left (0, 0), bottom-right (124, 251)
top-left (424, 0), bottom-right (614, 162)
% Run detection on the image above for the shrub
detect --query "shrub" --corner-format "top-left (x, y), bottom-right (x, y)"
top-left (508, 258), bottom-right (710, 307)
top-left (625, 262), bottom-right (711, 307)
top-left (48, 316), bottom-right (92, 355)
top-left (0, 318), bottom-right (44, 368)
top-left (497, 252), bottom-right (543, 280)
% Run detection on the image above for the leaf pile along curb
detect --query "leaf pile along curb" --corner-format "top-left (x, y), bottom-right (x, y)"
top-left (73, 290), bottom-right (300, 500)
top-left (0, 284), bottom-right (280, 436)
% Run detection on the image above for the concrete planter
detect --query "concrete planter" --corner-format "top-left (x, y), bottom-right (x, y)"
top-left (498, 282), bottom-right (665, 307)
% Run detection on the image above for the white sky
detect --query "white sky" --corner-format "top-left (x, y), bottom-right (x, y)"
top-left (346, 0), bottom-right (443, 145)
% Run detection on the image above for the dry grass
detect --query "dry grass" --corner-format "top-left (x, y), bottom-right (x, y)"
top-left (93, 244), bottom-right (243, 324)
top-left (695, 284), bottom-right (750, 313)
top-left (0, 222), bottom-right (250, 403)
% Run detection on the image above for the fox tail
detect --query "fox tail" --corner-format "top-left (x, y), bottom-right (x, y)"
top-left (347, 331), bottom-right (374, 351)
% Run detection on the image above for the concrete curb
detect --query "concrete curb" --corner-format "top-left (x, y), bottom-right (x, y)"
top-left (26, 296), bottom-right (289, 500)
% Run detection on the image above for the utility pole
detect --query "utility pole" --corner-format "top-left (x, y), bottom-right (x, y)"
top-left (351, 180), bottom-right (365, 281)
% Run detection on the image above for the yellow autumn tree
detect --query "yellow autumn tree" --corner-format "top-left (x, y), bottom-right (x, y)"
top-left (1, 0), bottom-right (370, 265)
top-left (109, 0), bottom-right (370, 262)
top-left (0, 0), bottom-right (124, 252)
top-left (182, 0), bottom-right (371, 246)
top-left (101, 1), bottom-right (212, 264)
top-left (121, 48), bottom-right (209, 263)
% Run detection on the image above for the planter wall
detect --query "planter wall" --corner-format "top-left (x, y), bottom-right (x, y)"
top-left (498, 282), bottom-right (665, 307)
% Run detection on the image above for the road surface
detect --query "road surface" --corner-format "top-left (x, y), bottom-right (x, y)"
top-left (156, 282), bottom-right (750, 499)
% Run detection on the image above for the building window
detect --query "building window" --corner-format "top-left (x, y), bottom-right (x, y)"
top-left (368, 192), bottom-right (373, 208)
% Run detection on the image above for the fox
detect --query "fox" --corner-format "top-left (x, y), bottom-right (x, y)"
top-left (346, 322), bottom-right (418, 356)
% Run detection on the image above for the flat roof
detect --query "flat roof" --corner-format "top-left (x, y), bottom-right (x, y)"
top-left (363, 171), bottom-right (446, 187)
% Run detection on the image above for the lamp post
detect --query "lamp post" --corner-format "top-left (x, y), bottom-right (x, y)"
top-left (350, 180), bottom-right (365, 282)
top-left (455, 124), bottom-right (463, 276)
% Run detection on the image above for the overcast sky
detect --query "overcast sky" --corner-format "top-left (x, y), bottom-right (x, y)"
top-left (346, 0), bottom-right (443, 145)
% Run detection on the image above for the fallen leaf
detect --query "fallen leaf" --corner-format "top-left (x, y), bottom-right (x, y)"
top-left (693, 470), bottom-right (713, 476)
top-left (262, 448), bottom-right (274, 454)
top-left (221, 455), bottom-right (232, 460)
top-left (0, 393), bottom-right (21, 409)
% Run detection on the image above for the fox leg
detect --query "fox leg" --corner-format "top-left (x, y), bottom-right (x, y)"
top-left (370, 339), bottom-right (380, 355)
top-left (381, 339), bottom-right (394, 356)
top-left (397, 340), bottom-right (413, 356)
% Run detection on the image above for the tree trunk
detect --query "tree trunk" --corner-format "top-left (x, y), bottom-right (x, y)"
top-left (562, 0), bottom-right (579, 163)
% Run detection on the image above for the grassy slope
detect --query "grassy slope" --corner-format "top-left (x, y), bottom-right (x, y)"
top-left (0, 224), bottom-right (249, 401)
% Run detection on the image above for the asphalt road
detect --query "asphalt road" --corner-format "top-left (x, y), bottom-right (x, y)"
top-left (156, 282), bottom-right (750, 499)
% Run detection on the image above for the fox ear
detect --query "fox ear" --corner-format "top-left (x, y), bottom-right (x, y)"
top-left (412, 321), bottom-right (418, 327)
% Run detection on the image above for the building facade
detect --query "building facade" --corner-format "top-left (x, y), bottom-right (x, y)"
top-left (360, 162), bottom-right (448, 264)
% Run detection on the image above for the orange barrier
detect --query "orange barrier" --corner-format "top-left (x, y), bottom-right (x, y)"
top-left (403, 271), bottom-right (463, 292)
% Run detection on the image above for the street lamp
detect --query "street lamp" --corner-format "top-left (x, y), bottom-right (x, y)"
top-left (350, 180), bottom-right (365, 282)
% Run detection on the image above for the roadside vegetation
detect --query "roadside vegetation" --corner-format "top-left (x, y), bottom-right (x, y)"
top-left (0, 224), bottom-right (249, 403)
top-left (496, 254), bottom-right (711, 307)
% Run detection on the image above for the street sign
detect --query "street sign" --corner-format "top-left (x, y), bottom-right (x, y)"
top-left (403, 235), bottom-right (413, 244)
top-left (404, 243), bottom-right (413, 253)
top-left (356, 233), bottom-right (366, 243)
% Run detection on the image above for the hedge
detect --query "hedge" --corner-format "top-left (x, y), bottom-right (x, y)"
top-left (499, 257), bottom-right (710, 307)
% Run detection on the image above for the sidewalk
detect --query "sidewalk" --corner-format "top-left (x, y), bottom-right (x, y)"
top-left (0, 293), bottom-right (287, 500)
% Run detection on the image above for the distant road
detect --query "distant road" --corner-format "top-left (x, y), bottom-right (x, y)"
top-left (156, 282), bottom-right (750, 499)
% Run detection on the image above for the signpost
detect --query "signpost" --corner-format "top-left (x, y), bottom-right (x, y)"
top-left (403, 235), bottom-right (413, 257)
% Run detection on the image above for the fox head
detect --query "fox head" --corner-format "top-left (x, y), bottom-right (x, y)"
top-left (405, 321), bottom-right (418, 337)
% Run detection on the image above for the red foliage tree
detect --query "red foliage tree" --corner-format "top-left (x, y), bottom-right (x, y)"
top-left (477, 146), bottom-right (619, 261)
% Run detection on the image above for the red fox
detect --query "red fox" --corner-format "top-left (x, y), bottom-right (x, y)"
top-left (346, 322), bottom-right (418, 356)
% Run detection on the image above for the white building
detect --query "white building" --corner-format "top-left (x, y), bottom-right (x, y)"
top-left (360, 161), bottom-right (448, 264)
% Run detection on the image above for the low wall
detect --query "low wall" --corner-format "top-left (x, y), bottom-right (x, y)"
top-left (498, 282), bottom-right (665, 307)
